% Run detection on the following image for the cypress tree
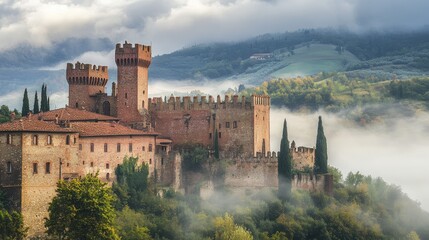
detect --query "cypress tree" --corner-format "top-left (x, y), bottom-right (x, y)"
top-left (214, 129), bottom-right (219, 159)
top-left (33, 91), bottom-right (40, 114)
top-left (314, 116), bottom-right (328, 174)
top-left (47, 97), bottom-right (50, 111)
top-left (278, 119), bottom-right (292, 200)
top-left (22, 88), bottom-right (30, 117)
top-left (41, 84), bottom-right (48, 112)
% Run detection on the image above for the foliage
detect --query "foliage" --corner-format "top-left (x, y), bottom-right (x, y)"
top-left (41, 84), bottom-right (49, 112)
top-left (0, 209), bottom-right (27, 240)
top-left (45, 173), bottom-right (119, 240)
top-left (115, 206), bottom-right (152, 240)
top-left (214, 213), bottom-right (253, 240)
top-left (278, 119), bottom-right (292, 200)
top-left (0, 105), bottom-right (20, 123)
top-left (314, 116), bottom-right (328, 174)
top-left (22, 88), bottom-right (29, 117)
top-left (33, 91), bottom-right (39, 114)
top-left (180, 145), bottom-right (209, 171)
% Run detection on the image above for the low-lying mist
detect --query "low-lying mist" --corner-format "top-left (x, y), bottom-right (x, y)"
top-left (270, 106), bottom-right (429, 212)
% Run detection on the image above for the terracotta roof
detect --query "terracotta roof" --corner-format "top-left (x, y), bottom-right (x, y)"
top-left (0, 118), bottom-right (77, 133)
top-left (36, 107), bottom-right (119, 122)
top-left (70, 122), bottom-right (158, 137)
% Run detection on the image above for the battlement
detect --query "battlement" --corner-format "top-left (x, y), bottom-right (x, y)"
top-left (115, 41), bottom-right (151, 67)
top-left (66, 62), bottom-right (108, 86)
top-left (149, 94), bottom-right (270, 111)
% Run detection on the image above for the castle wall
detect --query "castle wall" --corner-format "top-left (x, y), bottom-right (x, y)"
top-left (116, 42), bottom-right (151, 124)
top-left (21, 132), bottom-right (79, 237)
top-left (154, 151), bottom-right (182, 189)
top-left (291, 146), bottom-right (315, 171)
top-left (75, 135), bottom-right (157, 182)
top-left (0, 133), bottom-right (23, 211)
top-left (150, 95), bottom-right (270, 156)
top-left (94, 94), bottom-right (117, 117)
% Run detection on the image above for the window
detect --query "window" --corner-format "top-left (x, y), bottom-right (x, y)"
top-left (79, 144), bottom-right (82, 150)
top-left (106, 173), bottom-right (110, 181)
top-left (66, 163), bottom-right (70, 167)
top-left (117, 143), bottom-right (121, 152)
top-left (142, 100), bottom-right (145, 108)
top-left (75, 102), bottom-right (79, 108)
top-left (219, 132), bottom-right (222, 138)
top-left (209, 133), bottom-right (212, 139)
top-left (90, 162), bottom-right (94, 167)
top-left (104, 143), bottom-right (108, 152)
top-left (66, 135), bottom-right (70, 145)
top-left (161, 158), bottom-right (164, 165)
top-left (125, 93), bottom-right (128, 99)
top-left (74, 137), bottom-right (77, 144)
top-left (45, 162), bottom-right (51, 174)
top-left (225, 122), bottom-right (230, 128)
top-left (149, 158), bottom-right (152, 164)
top-left (32, 135), bottom-right (38, 145)
top-left (6, 161), bottom-right (12, 173)
top-left (90, 143), bottom-right (94, 152)
top-left (142, 146), bottom-right (145, 151)
top-left (33, 163), bottom-right (38, 174)
top-left (219, 123), bottom-right (221, 129)
top-left (149, 144), bottom-right (153, 152)
top-left (233, 121), bottom-right (237, 128)
top-left (106, 163), bottom-right (110, 169)
top-left (7, 134), bottom-right (12, 144)
top-left (82, 161), bottom-right (85, 165)
top-left (47, 135), bottom-right (52, 145)
top-left (129, 143), bottom-right (133, 152)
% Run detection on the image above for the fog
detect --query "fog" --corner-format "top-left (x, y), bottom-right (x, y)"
top-left (270, 107), bottom-right (429, 211)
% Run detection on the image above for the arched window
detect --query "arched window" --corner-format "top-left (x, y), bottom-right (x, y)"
top-left (66, 135), bottom-right (70, 145)
top-left (75, 102), bottom-right (79, 108)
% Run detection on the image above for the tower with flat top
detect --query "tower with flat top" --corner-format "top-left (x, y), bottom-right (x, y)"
top-left (115, 41), bottom-right (152, 126)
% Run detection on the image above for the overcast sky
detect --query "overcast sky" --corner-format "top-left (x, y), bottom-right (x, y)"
top-left (0, 0), bottom-right (428, 55)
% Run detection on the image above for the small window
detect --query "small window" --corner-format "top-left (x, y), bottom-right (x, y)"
top-left (75, 102), bottom-right (79, 108)
top-left (219, 123), bottom-right (221, 129)
top-left (79, 144), bottom-right (82, 150)
top-left (74, 137), bottom-right (77, 144)
top-left (117, 143), bottom-right (121, 152)
top-left (142, 100), bottom-right (145, 108)
top-left (90, 162), bottom-right (94, 167)
top-left (47, 135), bottom-right (52, 145)
top-left (106, 173), bottom-right (110, 181)
top-left (149, 144), bottom-right (153, 152)
top-left (33, 163), bottom-right (38, 174)
top-left (82, 161), bottom-right (85, 165)
top-left (142, 146), bottom-right (145, 151)
top-left (66, 135), bottom-right (70, 145)
top-left (149, 158), bottom-right (152, 164)
top-left (106, 163), bottom-right (110, 169)
top-left (233, 121), bottom-right (237, 128)
top-left (90, 143), bottom-right (94, 152)
top-left (32, 135), bottom-right (38, 145)
top-left (45, 162), bottom-right (51, 174)
top-left (129, 143), bottom-right (133, 152)
top-left (104, 143), bottom-right (108, 152)
top-left (6, 161), bottom-right (12, 173)
top-left (219, 132), bottom-right (222, 138)
top-left (66, 163), bottom-right (70, 167)
top-left (7, 134), bottom-right (12, 144)
top-left (225, 122), bottom-right (230, 128)
top-left (209, 133), bottom-right (212, 139)
top-left (161, 158), bottom-right (164, 165)
top-left (125, 93), bottom-right (128, 99)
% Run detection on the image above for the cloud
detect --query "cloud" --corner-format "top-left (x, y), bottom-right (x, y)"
top-left (0, 0), bottom-right (428, 55)
top-left (270, 107), bottom-right (429, 211)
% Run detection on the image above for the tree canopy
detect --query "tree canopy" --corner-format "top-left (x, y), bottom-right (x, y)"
top-left (314, 116), bottom-right (328, 174)
top-left (278, 119), bottom-right (292, 200)
top-left (45, 174), bottom-right (119, 240)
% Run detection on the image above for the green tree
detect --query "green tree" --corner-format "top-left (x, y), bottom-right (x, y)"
top-left (47, 97), bottom-right (50, 111)
top-left (214, 129), bottom-right (219, 159)
top-left (45, 174), bottom-right (119, 240)
top-left (214, 213), bottom-right (253, 240)
top-left (41, 84), bottom-right (49, 112)
top-left (278, 119), bottom-right (292, 200)
top-left (115, 206), bottom-right (152, 240)
top-left (33, 91), bottom-right (40, 114)
top-left (0, 210), bottom-right (27, 240)
top-left (314, 116), bottom-right (328, 174)
top-left (21, 88), bottom-right (30, 117)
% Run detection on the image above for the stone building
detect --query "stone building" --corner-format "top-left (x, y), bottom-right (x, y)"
top-left (0, 41), bottom-right (331, 237)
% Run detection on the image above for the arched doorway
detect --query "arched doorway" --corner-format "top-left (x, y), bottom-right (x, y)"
top-left (102, 101), bottom-right (111, 116)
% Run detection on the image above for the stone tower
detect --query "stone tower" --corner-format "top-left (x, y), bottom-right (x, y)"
top-left (115, 41), bottom-right (152, 125)
top-left (66, 62), bottom-right (108, 111)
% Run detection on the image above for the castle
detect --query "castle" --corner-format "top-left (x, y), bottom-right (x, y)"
top-left (0, 41), bottom-right (331, 237)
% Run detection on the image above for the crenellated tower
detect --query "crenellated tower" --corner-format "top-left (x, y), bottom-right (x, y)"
top-left (66, 62), bottom-right (108, 112)
top-left (115, 41), bottom-right (152, 126)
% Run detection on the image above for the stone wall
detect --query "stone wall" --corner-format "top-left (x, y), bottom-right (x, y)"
top-left (149, 95), bottom-right (270, 156)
